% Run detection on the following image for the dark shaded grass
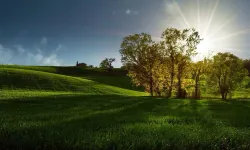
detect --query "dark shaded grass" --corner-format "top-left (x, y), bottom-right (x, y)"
top-left (84, 76), bottom-right (144, 92)
top-left (0, 68), bottom-right (145, 96)
top-left (0, 65), bottom-right (144, 91)
top-left (1, 95), bottom-right (250, 149)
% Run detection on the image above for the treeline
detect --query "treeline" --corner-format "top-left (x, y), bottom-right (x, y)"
top-left (120, 28), bottom-right (249, 99)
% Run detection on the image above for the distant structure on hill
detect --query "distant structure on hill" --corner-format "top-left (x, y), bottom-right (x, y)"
top-left (76, 61), bottom-right (87, 68)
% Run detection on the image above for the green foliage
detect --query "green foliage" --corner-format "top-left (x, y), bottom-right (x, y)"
top-left (0, 61), bottom-right (250, 149)
top-left (207, 53), bottom-right (249, 99)
top-left (243, 59), bottom-right (250, 76)
top-left (120, 28), bottom-right (202, 97)
top-left (99, 58), bottom-right (115, 71)
top-left (161, 28), bottom-right (202, 98)
top-left (120, 33), bottom-right (166, 96)
top-left (189, 60), bottom-right (209, 99)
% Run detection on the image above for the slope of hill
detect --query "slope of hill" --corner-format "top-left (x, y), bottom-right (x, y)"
top-left (0, 65), bottom-right (143, 91)
top-left (0, 68), bottom-right (146, 96)
top-left (1, 66), bottom-right (250, 149)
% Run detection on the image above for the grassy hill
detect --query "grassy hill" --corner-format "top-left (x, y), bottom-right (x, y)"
top-left (0, 68), bottom-right (145, 96)
top-left (0, 65), bottom-right (250, 149)
top-left (0, 65), bottom-right (143, 91)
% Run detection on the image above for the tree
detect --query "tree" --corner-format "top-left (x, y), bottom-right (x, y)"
top-left (243, 59), bottom-right (250, 76)
top-left (120, 33), bottom-right (165, 96)
top-left (161, 28), bottom-right (201, 98)
top-left (76, 61), bottom-right (79, 66)
top-left (99, 58), bottom-right (116, 72)
top-left (190, 59), bottom-right (209, 99)
top-left (88, 65), bottom-right (94, 68)
top-left (208, 52), bottom-right (248, 99)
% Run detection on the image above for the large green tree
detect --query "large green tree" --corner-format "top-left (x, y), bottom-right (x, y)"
top-left (190, 59), bottom-right (209, 99)
top-left (120, 33), bottom-right (165, 96)
top-left (208, 52), bottom-right (248, 99)
top-left (161, 28), bottom-right (201, 98)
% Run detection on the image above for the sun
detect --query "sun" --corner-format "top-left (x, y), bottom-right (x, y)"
top-left (191, 36), bottom-right (214, 62)
top-left (158, 0), bottom-right (250, 61)
top-left (197, 37), bottom-right (214, 54)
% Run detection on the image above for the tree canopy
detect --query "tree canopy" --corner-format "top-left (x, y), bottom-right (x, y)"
top-left (100, 58), bottom-right (116, 72)
top-left (119, 28), bottom-right (249, 99)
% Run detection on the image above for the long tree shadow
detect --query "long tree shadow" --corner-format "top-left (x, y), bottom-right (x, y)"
top-left (1, 96), bottom-right (250, 149)
top-left (0, 94), bottom-right (161, 149)
top-left (205, 99), bottom-right (250, 128)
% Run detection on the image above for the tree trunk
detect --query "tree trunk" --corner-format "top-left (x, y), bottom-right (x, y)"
top-left (169, 77), bottom-right (173, 97)
top-left (157, 89), bottom-right (161, 97)
top-left (194, 75), bottom-right (199, 99)
top-left (195, 81), bottom-right (198, 99)
top-left (149, 77), bottom-right (153, 96)
top-left (168, 56), bottom-right (174, 98)
top-left (224, 91), bottom-right (228, 100)
top-left (177, 75), bottom-right (182, 98)
top-left (221, 90), bottom-right (225, 99)
top-left (149, 68), bottom-right (154, 96)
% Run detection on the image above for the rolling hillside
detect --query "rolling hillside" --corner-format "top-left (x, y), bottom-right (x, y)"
top-left (0, 65), bottom-right (250, 149)
top-left (0, 67), bottom-right (146, 98)
top-left (0, 65), bottom-right (143, 91)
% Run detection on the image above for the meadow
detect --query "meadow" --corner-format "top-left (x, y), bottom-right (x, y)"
top-left (0, 65), bottom-right (250, 149)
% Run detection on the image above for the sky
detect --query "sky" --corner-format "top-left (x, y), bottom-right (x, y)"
top-left (0, 0), bottom-right (250, 67)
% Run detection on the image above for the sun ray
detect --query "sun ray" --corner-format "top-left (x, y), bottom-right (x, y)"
top-left (173, 0), bottom-right (190, 28)
top-left (202, 0), bottom-right (220, 36)
top-left (209, 14), bottom-right (236, 38)
top-left (213, 29), bottom-right (250, 42)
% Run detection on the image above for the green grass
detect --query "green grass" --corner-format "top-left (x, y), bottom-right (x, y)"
top-left (0, 65), bottom-right (143, 91)
top-left (0, 94), bottom-right (250, 149)
top-left (0, 68), bottom-right (145, 96)
top-left (1, 65), bottom-right (250, 149)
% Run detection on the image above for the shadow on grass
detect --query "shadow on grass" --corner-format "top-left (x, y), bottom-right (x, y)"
top-left (1, 96), bottom-right (250, 149)
top-left (0, 95), bottom-right (161, 149)
top-left (206, 99), bottom-right (250, 128)
top-left (54, 67), bottom-right (144, 92)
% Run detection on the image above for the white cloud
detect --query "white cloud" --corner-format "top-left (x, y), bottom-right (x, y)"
top-left (43, 54), bottom-right (61, 66)
top-left (125, 9), bottom-right (138, 15)
top-left (27, 52), bottom-right (61, 66)
top-left (126, 9), bottom-right (131, 14)
top-left (41, 37), bottom-right (47, 45)
top-left (27, 40), bottom-right (63, 66)
top-left (0, 44), bottom-right (13, 63)
top-left (27, 52), bottom-right (62, 66)
top-left (55, 44), bottom-right (63, 52)
top-left (36, 48), bottom-right (43, 54)
top-left (15, 45), bottom-right (25, 54)
top-left (0, 37), bottom-right (63, 66)
top-left (27, 44), bottom-right (63, 66)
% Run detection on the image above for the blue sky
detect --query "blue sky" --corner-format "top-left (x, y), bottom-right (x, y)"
top-left (0, 0), bottom-right (250, 67)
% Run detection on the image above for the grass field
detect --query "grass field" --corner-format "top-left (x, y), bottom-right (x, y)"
top-left (0, 65), bottom-right (250, 149)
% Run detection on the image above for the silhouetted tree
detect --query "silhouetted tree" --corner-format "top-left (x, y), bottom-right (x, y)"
top-left (100, 58), bottom-right (115, 72)
top-left (88, 65), bottom-right (94, 68)
top-left (76, 61), bottom-right (79, 66)
top-left (77, 62), bottom-right (87, 68)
